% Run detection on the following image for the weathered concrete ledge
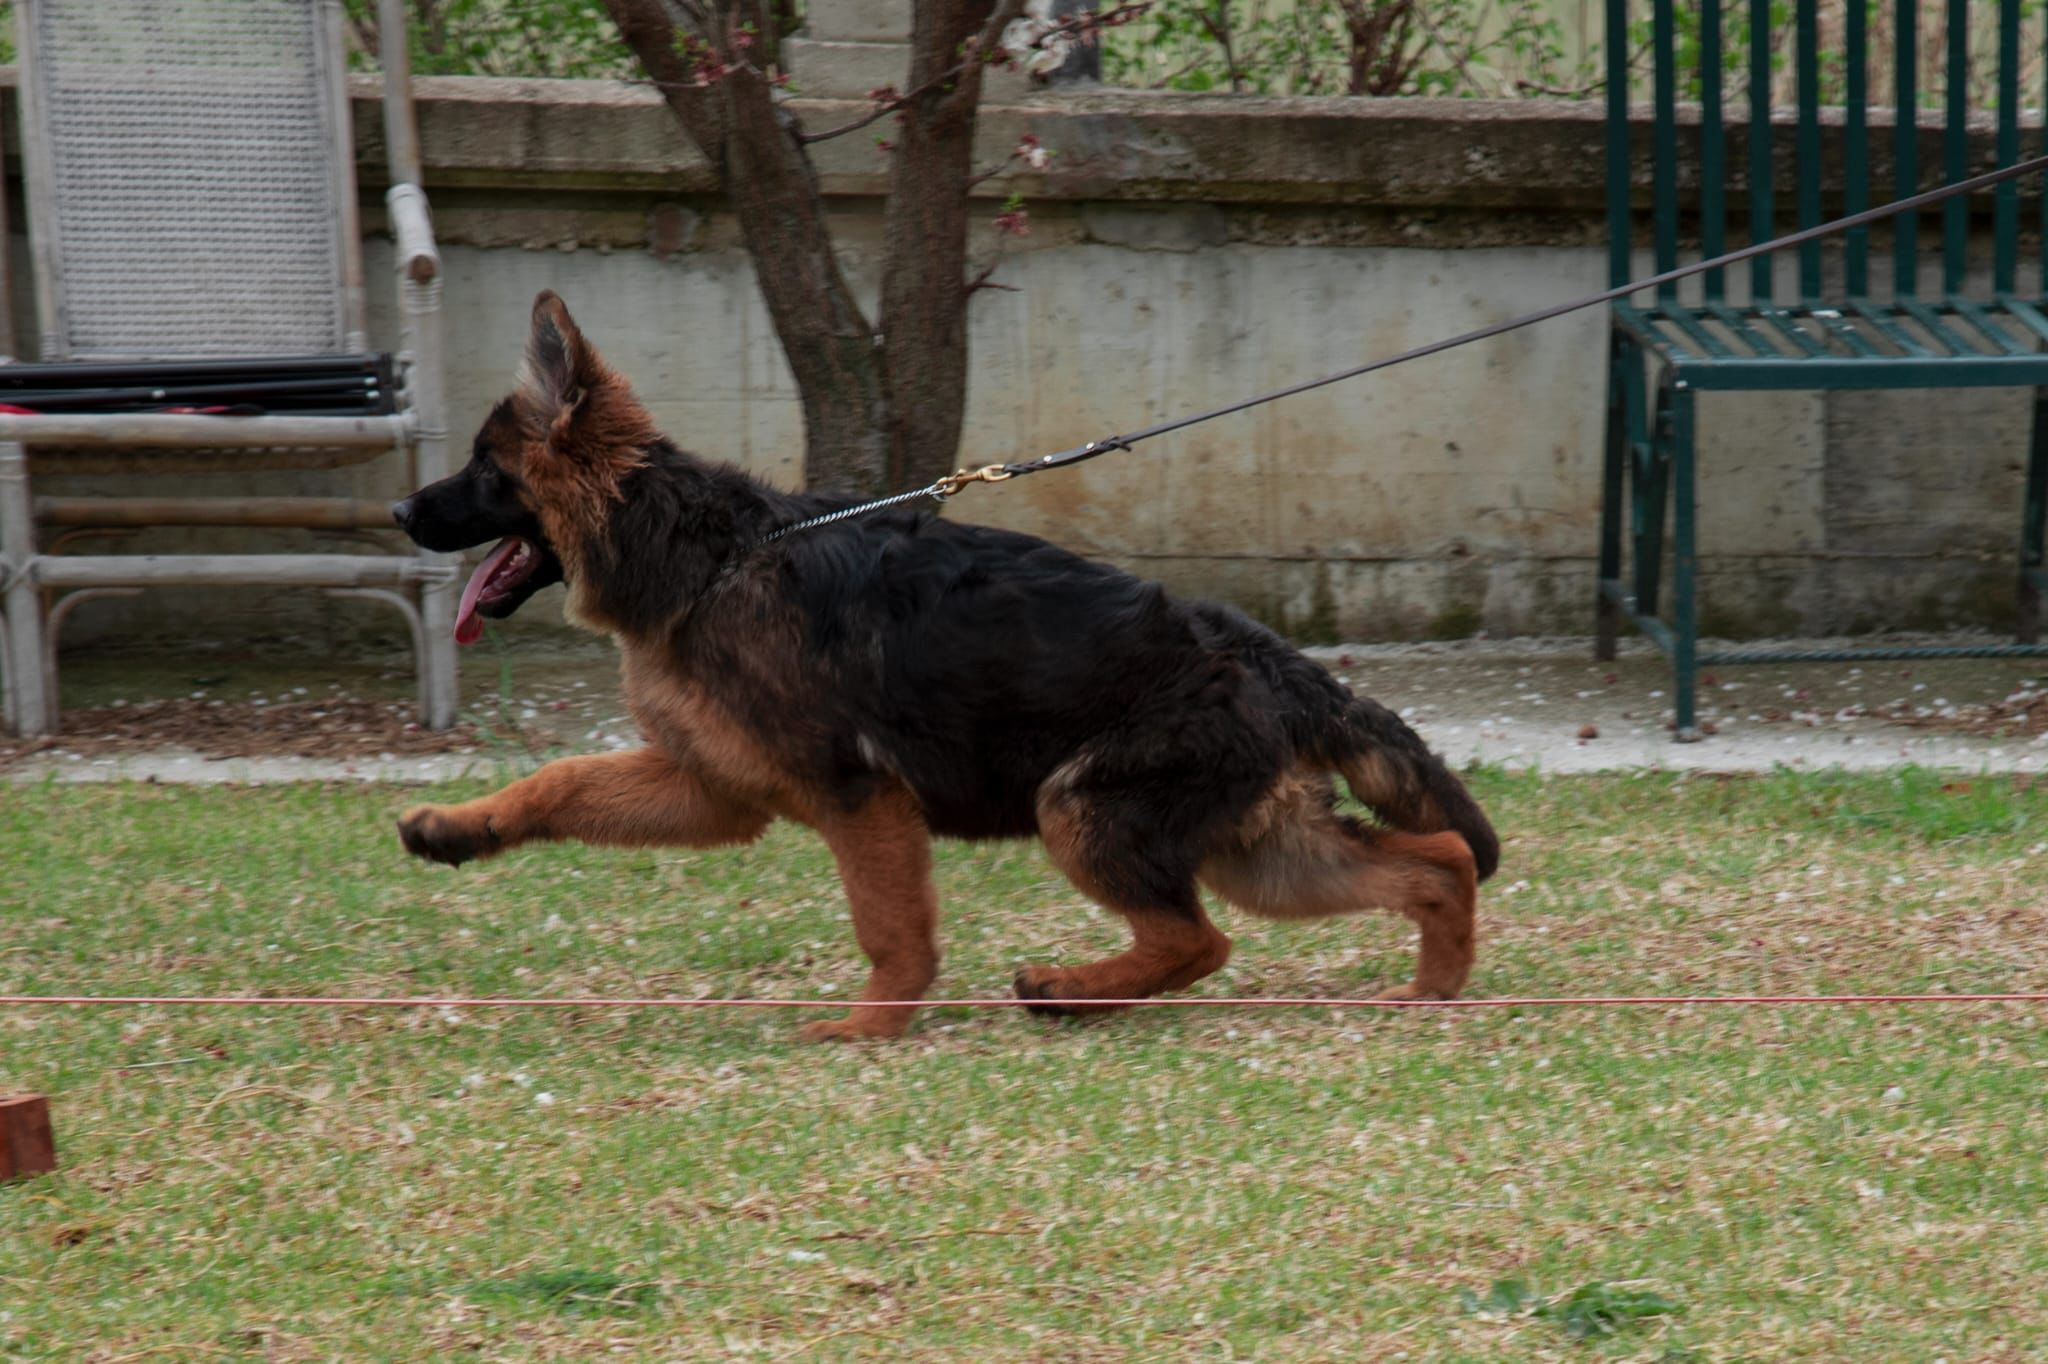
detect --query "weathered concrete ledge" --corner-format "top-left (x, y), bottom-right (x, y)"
top-left (338, 77), bottom-right (2038, 220)
top-left (356, 79), bottom-right (1621, 213)
top-left (5, 73), bottom-right (2042, 651)
top-left (0, 69), bottom-right (2032, 238)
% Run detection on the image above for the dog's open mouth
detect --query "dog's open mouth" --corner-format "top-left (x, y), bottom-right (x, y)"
top-left (455, 537), bottom-right (543, 645)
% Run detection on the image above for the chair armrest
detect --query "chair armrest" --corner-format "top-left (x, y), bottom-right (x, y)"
top-left (0, 412), bottom-right (410, 448)
top-left (387, 184), bottom-right (441, 287)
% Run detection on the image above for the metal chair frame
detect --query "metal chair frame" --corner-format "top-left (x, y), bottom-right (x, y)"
top-left (0, 0), bottom-right (456, 737)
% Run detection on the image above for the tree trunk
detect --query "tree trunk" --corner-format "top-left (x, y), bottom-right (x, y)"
top-left (878, 1), bottom-right (1003, 488)
top-left (604, 0), bottom-right (1027, 494)
top-left (1339, 0), bottom-right (1421, 97)
top-left (603, 0), bottom-right (892, 493)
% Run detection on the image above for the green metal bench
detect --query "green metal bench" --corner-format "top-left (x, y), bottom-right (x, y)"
top-left (1597, 0), bottom-right (2048, 739)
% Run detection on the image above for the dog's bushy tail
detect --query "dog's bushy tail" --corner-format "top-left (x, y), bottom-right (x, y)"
top-left (1321, 696), bottom-right (1500, 881)
top-left (1187, 602), bottom-right (1500, 880)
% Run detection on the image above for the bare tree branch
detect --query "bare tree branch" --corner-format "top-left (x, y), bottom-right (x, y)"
top-left (795, 86), bottom-right (919, 145)
top-left (964, 268), bottom-right (1021, 296)
top-left (1195, 4), bottom-right (1244, 93)
top-left (347, 7), bottom-right (380, 59)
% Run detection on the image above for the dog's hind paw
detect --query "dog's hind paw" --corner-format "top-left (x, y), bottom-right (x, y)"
top-left (1013, 967), bottom-right (1124, 1018)
top-left (1012, 969), bottom-right (1073, 1018)
top-left (397, 805), bottom-right (500, 867)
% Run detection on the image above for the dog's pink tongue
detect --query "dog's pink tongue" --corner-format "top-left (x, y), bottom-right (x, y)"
top-left (454, 538), bottom-right (522, 646)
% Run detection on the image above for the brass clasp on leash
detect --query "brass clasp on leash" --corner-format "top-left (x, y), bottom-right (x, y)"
top-left (932, 464), bottom-right (1014, 500)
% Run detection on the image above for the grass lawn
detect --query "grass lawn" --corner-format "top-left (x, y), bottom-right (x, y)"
top-left (3, 768), bottom-right (2047, 1361)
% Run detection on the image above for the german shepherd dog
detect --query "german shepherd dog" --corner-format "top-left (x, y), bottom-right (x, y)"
top-left (391, 292), bottom-right (1499, 1040)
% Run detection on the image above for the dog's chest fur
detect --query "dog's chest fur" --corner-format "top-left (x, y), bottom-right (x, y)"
top-left (618, 640), bottom-right (799, 812)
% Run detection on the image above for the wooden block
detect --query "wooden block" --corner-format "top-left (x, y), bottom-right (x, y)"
top-left (1, 1095), bottom-right (56, 1180)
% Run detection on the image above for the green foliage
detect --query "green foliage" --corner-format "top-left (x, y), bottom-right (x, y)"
top-left (1459, 1276), bottom-right (1542, 1317)
top-left (1538, 1280), bottom-right (1685, 1340)
top-left (1101, 0), bottom-right (1591, 98)
top-left (341, 0), bottom-right (636, 79)
top-left (12, 0), bottom-right (2038, 111)
top-left (1618, 0), bottom-right (2039, 109)
top-left (463, 1269), bottom-right (661, 1317)
top-left (1462, 1277), bottom-right (1683, 1342)
top-left (1103, 0), bottom-right (2048, 105)
top-left (1791, 766), bottom-right (2040, 843)
top-left (0, 0), bottom-right (622, 75)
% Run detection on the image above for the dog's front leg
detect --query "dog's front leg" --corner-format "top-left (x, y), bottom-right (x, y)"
top-left (800, 787), bottom-right (940, 1042)
top-left (398, 748), bottom-right (767, 866)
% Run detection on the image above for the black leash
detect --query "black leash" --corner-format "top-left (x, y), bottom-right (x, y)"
top-left (761, 151), bottom-right (2048, 545)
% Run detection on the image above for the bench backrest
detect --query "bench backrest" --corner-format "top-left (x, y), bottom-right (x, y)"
top-left (1606, 0), bottom-right (2037, 305)
top-left (15, 0), bottom-right (366, 362)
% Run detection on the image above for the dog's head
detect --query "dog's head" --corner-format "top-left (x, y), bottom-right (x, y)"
top-left (392, 291), bottom-right (656, 644)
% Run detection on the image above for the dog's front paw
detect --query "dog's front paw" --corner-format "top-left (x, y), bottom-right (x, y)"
top-left (1373, 982), bottom-right (1451, 1002)
top-left (797, 1017), bottom-right (873, 1043)
top-left (397, 804), bottom-right (500, 867)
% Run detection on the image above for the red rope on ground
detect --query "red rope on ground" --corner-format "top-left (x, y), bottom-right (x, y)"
top-left (4, 992), bottom-right (2047, 1010)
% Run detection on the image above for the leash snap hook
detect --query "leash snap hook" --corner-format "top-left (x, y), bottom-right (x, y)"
top-left (935, 464), bottom-right (1013, 499)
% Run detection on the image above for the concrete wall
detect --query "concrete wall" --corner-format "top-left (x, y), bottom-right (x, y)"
top-left (17, 77), bottom-right (2043, 651)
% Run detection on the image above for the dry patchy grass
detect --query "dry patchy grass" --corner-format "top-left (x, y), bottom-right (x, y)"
top-left (3, 769), bottom-right (2047, 1361)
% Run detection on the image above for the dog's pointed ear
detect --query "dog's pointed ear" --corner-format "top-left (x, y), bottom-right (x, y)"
top-left (519, 290), bottom-right (596, 427)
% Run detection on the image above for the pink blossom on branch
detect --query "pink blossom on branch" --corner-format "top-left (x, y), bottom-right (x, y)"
top-left (998, 0), bottom-right (1151, 79)
top-left (1001, 0), bottom-right (1077, 77)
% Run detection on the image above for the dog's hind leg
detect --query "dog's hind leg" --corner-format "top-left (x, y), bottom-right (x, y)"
top-left (1200, 779), bottom-right (1478, 1000)
top-left (802, 786), bottom-right (942, 1042)
top-left (1015, 786), bottom-right (1233, 1017)
top-left (398, 747), bottom-right (768, 865)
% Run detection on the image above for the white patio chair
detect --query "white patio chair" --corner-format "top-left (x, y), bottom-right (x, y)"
top-left (0, 0), bottom-right (456, 737)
